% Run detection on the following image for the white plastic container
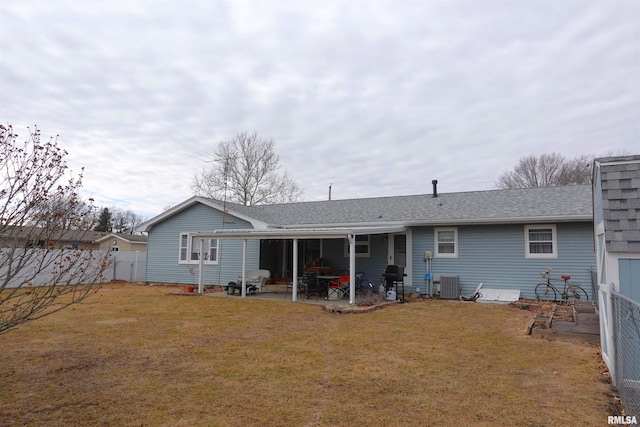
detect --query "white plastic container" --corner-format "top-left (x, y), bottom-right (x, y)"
top-left (386, 290), bottom-right (396, 300)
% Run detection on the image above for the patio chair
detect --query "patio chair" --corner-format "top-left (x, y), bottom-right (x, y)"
top-left (285, 270), bottom-right (309, 299)
top-left (302, 270), bottom-right (326, 299)
top-left (459, 283), bottom-right (483, 302)
top-left (328, 275), bottom-right (350, 300)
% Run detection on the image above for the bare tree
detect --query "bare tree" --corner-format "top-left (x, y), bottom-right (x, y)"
top-left (496, 153), bottom-right (593, 189)
top-left (111, 208), bottom-right (145, 234)
top-left (97, 207), bottom-right (145, 234)
top-left (0, 124), bottom-right (110, 334)
top-left (191, 132), bottom-right (303, 205)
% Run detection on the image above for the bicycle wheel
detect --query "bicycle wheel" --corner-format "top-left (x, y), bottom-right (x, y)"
top-left (535, 283), bottom-right (557, 302)
top-left (355, 279), bottom-right (374, 297)
top-left (567, 284), bottom-right (589, 301)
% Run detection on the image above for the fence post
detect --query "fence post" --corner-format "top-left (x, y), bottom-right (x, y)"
top-left (112, 252), bottom-right (117, 281)
top-left (135, 251), bottom-right (139, 282)
top-left (599, 282), bottom-right (616, 381)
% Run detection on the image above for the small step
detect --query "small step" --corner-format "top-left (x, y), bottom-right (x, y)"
top-left (553, 320), bottom-right (600, 335)
top-left (572, 301), bottom-right (599, 325)
top-left (575, 312), bottom-right (600, 325)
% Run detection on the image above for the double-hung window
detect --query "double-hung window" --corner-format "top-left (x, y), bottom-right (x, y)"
top-left (344, 235), bottom-right (370, 257)
top-left (435, 227), bottom-right (457, 258)
top-left (525, 225), bottom-right (557, 259)
top-left (179, 233), bottom-right (218, 264)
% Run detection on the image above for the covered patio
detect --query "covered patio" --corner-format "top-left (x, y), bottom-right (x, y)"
top-left (192, 225), bottom-right (407, 304)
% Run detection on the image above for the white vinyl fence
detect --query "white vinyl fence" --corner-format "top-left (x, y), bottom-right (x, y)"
top-left (106, 251), bottom-right (146, 282)
top-left (1, 249), bottom-right (146, 287)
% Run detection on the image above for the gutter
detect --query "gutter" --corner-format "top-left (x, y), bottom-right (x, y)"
top-left (282, 215), bottom-right (593, 230)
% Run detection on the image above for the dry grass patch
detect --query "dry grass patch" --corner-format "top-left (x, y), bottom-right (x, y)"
top-left (0, 284), bottom-right (613, 426)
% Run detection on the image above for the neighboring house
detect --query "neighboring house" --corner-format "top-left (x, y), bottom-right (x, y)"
top-left (593, 155), bottom-right (640, 303)
top-left (94, 233), bottom-right (148, 252)
top-left (0, 226), bottom-right (146, 251)
top-left (0, 226), bottom-right (105, 250)
top-left (138, 183), bottom-right (596, 301)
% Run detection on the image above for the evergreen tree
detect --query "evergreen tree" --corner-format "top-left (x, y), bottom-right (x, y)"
top-left (95, 208), bottom-right (112, 232)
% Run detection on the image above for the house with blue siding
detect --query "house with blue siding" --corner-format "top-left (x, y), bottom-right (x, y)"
top-left (138, 183), bottom-right (596, 301)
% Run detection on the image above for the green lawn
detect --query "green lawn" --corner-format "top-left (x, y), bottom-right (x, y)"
top-left (0, 284), bottom-right (614, 426)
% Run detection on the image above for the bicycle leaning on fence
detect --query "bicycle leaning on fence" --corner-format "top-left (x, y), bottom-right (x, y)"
top-left (534, 268), bottom-right (589, 303)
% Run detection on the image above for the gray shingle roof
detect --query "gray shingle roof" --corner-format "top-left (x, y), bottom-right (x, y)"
top-left (597, 155), bottom-right (640, 253)
top-left (95, 233), bottom-right (148, 244)
top-left (220, 184), bottom-right (592, 228)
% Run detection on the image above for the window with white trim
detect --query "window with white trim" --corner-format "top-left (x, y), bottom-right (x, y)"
top-left (525, 225), bottom-right (557, 259)
top-left (344, 235), bottom-right (370, 257)
top-left (179, 233), bottom-right (218, 264)
top-left (435, 227), bottom-right (457, 258)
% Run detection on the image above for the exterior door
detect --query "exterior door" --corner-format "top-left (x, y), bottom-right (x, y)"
top-left (388, 231), bottom-right (412, 286)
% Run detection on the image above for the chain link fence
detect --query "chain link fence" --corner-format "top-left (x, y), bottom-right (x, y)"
top-left (612, 291), bottom-right (640, 417)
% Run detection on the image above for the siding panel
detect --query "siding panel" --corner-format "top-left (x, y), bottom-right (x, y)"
top-left (411, 223), bottom-right (596, 299)
top-left (619, 259), bottom-right (640, 302)
top-left (146, 204), bottom-right (258, 285)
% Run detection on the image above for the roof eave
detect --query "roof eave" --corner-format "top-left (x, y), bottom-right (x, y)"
top-left (136, 196), bottom-right (269, 232)
top-left (280, 215), bottom-right (592, 229)
top-left (406, 215), bottom-right (593, 226)
top-left (193, 225), bottom-right (408, 240)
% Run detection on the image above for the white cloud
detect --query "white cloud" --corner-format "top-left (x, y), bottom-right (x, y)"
top-left (1, 0), bottom-right (638, 218)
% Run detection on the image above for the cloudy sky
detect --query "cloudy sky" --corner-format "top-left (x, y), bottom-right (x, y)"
top-left (1, 1), bottom-right (638, 219)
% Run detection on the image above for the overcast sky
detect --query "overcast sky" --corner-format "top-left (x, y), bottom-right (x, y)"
top-left (1, 1), bottom-right (638, 219)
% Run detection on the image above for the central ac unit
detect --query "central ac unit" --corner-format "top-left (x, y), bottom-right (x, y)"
top-left (440, 275), bottom-right (459, 299)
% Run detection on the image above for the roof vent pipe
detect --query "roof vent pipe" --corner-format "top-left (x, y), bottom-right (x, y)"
top-left (432, 180), bottom-right (438, 198)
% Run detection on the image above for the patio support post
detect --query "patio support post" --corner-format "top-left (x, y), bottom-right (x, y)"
top-left (197, 238), bottom-right (205, 294)
top-left (282, 240), bottom-right (288, 286)
top-left (292, 238), bottom-right (298, 302)
top-left (241, 239), bottom-right (247, 297)
top-left (348, 234), bottom-right (355, 305)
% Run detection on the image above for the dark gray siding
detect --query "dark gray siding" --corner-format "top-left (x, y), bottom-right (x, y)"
top-left (145, 204), bottom-right (258, 285)
top-left (321, 234), bottom-right (389, 283)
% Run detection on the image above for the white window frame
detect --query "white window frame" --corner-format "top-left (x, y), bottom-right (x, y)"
top-left (179, 233), bottom-right (219, 264)
top-left (525, 224), bottom-right (557, 259)
top-left (434, 227), bottom-right (458, 258)
top-left (344, 234), bottom-right (370, 258)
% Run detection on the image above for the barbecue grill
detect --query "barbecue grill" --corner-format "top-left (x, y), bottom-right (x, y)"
top-left (383, 265), bottom-right (406, 301)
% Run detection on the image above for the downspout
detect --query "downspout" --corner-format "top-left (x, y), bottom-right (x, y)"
top-left (241, 239), bottom-right (247, 297)
top-left (197, 238), bottom-right (205, 293)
